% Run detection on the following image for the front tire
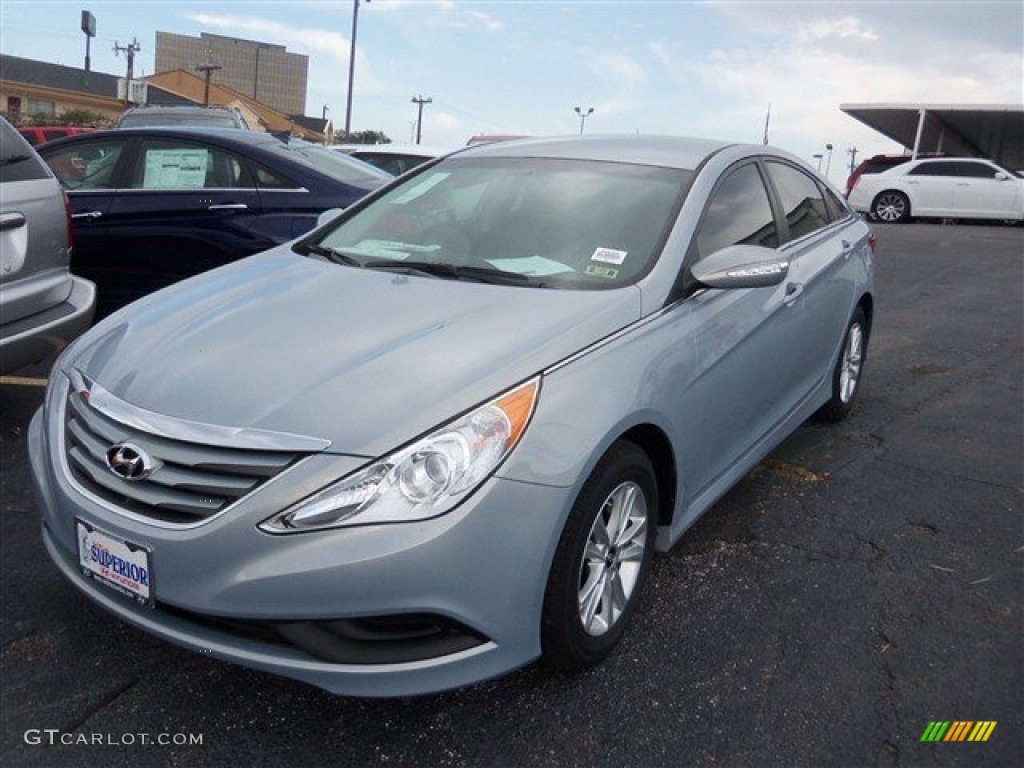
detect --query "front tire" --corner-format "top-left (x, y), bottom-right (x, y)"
top-left (871, 190), bottom-right (911, 223)
top-left (816, 306), bottom-right (869, 422)
top-left (542, 441), bottom-right (658, 672)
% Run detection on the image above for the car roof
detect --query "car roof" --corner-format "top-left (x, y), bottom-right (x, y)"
top-left (39, 126), bottom-right (287, 148)
top-left (457, 134), bottom-right (736, 171)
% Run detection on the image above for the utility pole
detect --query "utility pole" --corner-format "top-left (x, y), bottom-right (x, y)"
top-left (344, 0), bottom-right (370, 139)
top-left (195, 62), bottom-right (222, 106)
top-left (411, 95), bottom-right (432, 144)
top-left (113, 38), bottom-right (141, 108)
top-left (847, 147), bottom-right (859, 175)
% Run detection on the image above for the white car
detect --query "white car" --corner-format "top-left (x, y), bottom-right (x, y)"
top-left (848, 157), bottom-right (1023, 223)
top-left (332, 144), bottom-right (456, 176)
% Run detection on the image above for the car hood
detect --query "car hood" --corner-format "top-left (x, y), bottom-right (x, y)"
top-left (67, 249), bottom-right (642, 456)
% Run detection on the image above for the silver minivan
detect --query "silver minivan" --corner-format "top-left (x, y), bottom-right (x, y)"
top-left (0, 116), bottom-right (95, 373)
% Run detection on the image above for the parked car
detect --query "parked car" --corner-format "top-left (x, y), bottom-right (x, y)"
top-left (17, 125), bottom-right (97, 146)
top-left (844, 152), bottom-right (944, 197)
top-left (0, 116), bottom-right (95, 373)
top-left (37, 127), bottom-right (391, 316)
top-left (116, 104), bottom-right (250, 130)
top-left (30, 135), bottom-right (874, 697)
top-left (848, 157), bottom-right (1024, 223)
top-left (333, 144), bottom-right (456, 176)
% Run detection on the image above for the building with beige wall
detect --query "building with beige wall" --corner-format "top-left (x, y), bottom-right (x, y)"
top-left (155, 32), bottom-right (308, 115)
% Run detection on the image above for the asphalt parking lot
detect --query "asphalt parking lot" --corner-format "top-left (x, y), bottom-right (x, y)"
top-left (1, 222), bottom-right (1021, 767)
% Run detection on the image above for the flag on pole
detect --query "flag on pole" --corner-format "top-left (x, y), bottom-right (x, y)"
top-left (763, 104), bottom-right (771, 145)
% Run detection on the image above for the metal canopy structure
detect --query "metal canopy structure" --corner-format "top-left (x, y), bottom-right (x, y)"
top-left (840, 103), bottom-right (1024, 170)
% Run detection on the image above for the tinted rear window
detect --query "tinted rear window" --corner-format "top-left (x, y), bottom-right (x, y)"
top-left (1, 121), bottom-right (51, 182)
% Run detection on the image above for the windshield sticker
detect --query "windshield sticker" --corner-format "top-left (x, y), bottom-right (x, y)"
top-left (486, 256), bottom-right (575, 276)
top-left (590, 247), bottom-right (628, 265)
top-left (585, 264), bottom-right (619, 279)
top-left (346, 240), bottom-right (440, 260)
top-left (389, 173), bottom-right (450, 205)
top-left (143, 148), bottom-right (208, 188)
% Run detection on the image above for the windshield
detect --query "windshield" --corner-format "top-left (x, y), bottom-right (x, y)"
top-left (309, 157), bottom-right (691, 289)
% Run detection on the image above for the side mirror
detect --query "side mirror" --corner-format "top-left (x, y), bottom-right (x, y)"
top-left (691, 244), bottom-right (789, 290)
top-left (316, 208), bottom-right (344, 228)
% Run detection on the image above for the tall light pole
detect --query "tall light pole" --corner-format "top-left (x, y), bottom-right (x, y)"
top-left (574, 105), bottom-right (593, 135)
top-left (824, 143), bottom-right (834, 178)
top-left (344, 0), bottom-right (369, 139)
top-left (813, 153), bottom-right (823, 172)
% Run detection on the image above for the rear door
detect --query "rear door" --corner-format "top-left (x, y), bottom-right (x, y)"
top-left (762, 160), bottom-right (858, 402)
top-left (903, 161), bottom-right (959, 216)
top-left (38, 135), bottom-right (129, 298)
top-left (99, 136), bottom-right (267, 314)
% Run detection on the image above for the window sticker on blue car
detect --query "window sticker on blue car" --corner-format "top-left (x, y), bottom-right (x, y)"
top-left (391, 172), bottom-right (450, 205)
top-left (486, 256), bottom-right (575, 276)
top-left (590, 247), bottom-right (627, 265)
top-left (143, 149), bottom-right (209, 189)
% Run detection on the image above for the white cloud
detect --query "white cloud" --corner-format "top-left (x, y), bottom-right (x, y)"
top-left (793, 16), bottom-right (879, 45)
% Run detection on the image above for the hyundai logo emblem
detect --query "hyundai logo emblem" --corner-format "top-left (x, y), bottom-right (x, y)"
top-left (105, 442), bottom-right (153, 481)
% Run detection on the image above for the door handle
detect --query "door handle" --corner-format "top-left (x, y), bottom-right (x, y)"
top-left (0, 212), bottom-right (26, 231)
top-left (71, 211), bottom-right (103, 220)
top-left (783, 282), bottom-right (804, 306)
top-left (208, 203), bottom-right (249, 211)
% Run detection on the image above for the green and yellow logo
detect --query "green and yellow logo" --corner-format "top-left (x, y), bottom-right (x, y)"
top-left (920, 721), bottom-right (997, 742)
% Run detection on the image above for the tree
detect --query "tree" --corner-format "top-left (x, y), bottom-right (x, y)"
top-left (336, 129), bottom-right (391, 145)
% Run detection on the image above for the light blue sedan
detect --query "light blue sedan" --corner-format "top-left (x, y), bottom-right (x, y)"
top-left (30, 135), bottom-right (875, 696)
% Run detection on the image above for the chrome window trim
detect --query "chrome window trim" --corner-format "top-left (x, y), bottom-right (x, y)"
top-left (69, 369), bottom-right (330, 452)
top-left (65, 187), bottom-right (311, 194)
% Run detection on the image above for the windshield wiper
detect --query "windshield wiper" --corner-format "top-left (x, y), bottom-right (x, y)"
top-left (301, 244), bottom-right (363, 267)
top-left (365, 260), bottom-right (541, 286)
top-left (0, 154), bottom-right (30, 167)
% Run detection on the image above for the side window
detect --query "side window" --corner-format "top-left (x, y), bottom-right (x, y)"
top-left (130, 140), bottom-right (247, 189)
top-left (0, 123), bottom-right (49, 182)
top-left (765, 161), bottom-right (829, 240)
top-left (908, 161), bottom-right (960, 177)
top-left (42, 139), bottom-right (126, 190)
top-left (695, 163), bottom-right (777, 259)
top-left (43, 130), bottom-right (68, 142)
top-left (822, 184), bottom-right (850, 222)
top-left (252, 162), bottom-right (300, 190)
top-left (956, 162), bottom-right (999, 179)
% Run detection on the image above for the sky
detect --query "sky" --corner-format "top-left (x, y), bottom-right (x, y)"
top-left (1, 0), bottom-right (1022, 185)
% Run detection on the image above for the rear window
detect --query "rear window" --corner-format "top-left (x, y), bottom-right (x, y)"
top-left (1, 121), bottom-right (52, 182)
top-left (118, 112), bottom-right (242, 129)
top-left (265, 140), bottom-right (392, 188)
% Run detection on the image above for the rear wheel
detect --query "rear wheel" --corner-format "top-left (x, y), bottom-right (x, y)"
top-left (871, 191), bottom-right (910, 223)
top-left (816, 306), bottom-right (869, 422)
top-left (542, 441), bottom-right (657, 672)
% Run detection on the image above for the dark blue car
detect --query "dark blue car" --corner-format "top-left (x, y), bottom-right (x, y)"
top-left (39, 128), bottom-right (391, 317)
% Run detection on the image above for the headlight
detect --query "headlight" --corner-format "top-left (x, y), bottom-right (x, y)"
top-left (260, 377), bottom-right (540, 533)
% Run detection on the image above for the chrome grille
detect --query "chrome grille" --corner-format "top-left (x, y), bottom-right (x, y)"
top-left (63, 387), bottom-right (305, 526)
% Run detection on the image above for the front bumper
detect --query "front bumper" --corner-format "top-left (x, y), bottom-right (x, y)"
top-left (29, 404), bottom-right (572, 697)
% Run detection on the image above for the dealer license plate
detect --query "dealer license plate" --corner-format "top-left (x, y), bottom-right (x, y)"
top-left (76, 520), bottom-right (153, 608)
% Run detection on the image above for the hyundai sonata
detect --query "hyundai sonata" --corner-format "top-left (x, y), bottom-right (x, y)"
top-left (30, 135), bottom-right (875, 696)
